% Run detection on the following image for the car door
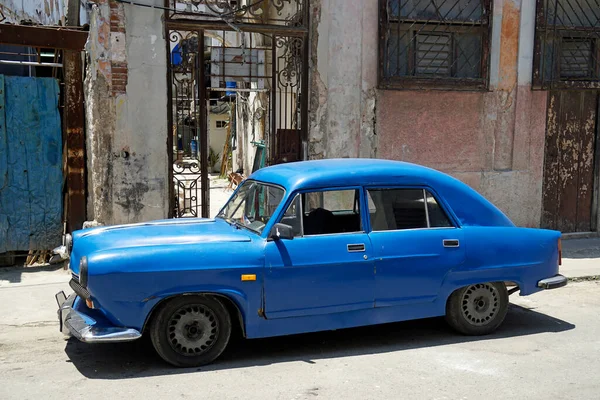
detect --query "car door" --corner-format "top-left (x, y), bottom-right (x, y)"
top-left (366, 187), bottom-right (465, 307)
top-left (263, 188), bottom-right (375, 319)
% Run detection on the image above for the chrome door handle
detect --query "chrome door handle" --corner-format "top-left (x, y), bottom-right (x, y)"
top-left (443, 239), bottom-right (460, 248)
top-left (347, 243), bottom-right (366, 252)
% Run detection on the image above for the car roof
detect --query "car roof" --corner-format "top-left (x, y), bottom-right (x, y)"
top-left (249, 158), bottom-right (515, 228)
top-left (250, 158), bottom-right (445, 191)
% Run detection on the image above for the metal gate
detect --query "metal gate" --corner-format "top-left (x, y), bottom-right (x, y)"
top-left (165, 0), bottom-right (309, 218)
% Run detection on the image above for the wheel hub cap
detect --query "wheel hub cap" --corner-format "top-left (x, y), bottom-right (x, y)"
top-left (167, 305), bottom-right (219, 356)
top-left (461, 283), bottom-right (499, 326)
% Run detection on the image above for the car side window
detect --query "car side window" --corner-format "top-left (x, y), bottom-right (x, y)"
top-left (280, 189), bottom-right (363, 236)
top-left (426, 191), bottom-right (453, 228)
top-left (367, 188), bottom-right (453, 231)
top-left (280, 194), bottom-right (303, 236)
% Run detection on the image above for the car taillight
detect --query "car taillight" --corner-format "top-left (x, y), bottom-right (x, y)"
top-left (558, 238), bottom-right (562, 266)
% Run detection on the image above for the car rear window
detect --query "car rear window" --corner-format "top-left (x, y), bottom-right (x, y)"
top-left (367, 188), bottom-right (453, 231)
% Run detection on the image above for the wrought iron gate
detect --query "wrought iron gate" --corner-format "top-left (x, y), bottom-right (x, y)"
top-left (165, 0), bottom-right (309, 218)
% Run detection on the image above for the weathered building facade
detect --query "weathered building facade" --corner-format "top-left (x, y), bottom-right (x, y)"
top-left (310, 0), bottom-right (600, 233)
top-left (77, 0), bottom-right (600, 235)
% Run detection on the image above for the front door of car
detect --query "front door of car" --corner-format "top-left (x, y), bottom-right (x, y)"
top-left (366, 188), bottom-right (466, 307)
top-left (263, 188), bottom-right (375, 319)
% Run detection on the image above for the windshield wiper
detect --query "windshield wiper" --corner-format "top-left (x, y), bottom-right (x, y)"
top-left (222, 217), bottom-right (242, 230)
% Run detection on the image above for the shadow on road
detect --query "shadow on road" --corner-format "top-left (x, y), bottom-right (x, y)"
top-left (0, 263), bottom-right (65, 285)
top-left (64, 304), bottom-right (575, 379)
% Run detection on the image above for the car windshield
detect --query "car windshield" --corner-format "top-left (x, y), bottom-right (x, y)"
top-left (216, 180), bottom-right (285, 234)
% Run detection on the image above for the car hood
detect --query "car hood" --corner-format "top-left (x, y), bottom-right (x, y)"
top-left (70, 218), bottom-right (253, 271)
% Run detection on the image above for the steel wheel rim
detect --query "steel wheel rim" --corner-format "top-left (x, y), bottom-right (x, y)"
top-left (461, 283), bottom-right (499, 326)
top-left (167, 304), bottom-right (219, 356)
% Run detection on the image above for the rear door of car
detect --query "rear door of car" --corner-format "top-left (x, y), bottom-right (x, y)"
top-left (263, 187), bottom-right (375, 319)
top-left (366, 187), bottom-right (466, 307)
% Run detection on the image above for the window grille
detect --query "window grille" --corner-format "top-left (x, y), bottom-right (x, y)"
top-left (379, 0), bottom-right (492, 90)
top-left (534, 0), bottom-right (600, 89)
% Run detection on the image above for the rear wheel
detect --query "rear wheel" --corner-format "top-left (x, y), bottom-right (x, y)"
top-left (445, 282), bottom-right (508, 335)
top-left (150, 295), bottom-right (231, 367)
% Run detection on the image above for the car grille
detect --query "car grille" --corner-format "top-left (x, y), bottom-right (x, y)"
top-left (69, 278), bottom-right (90, 300)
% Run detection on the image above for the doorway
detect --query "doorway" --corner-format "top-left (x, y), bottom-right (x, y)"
top-left (165, 1), bottom-right (309, 219)
top-left (542, 91), bottom-right (600, 233)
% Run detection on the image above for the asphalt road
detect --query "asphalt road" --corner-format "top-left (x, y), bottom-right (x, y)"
top-left (1, 267), bottom-right (599, 400)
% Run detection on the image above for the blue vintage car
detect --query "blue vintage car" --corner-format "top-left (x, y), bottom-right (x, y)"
top-left (55, 159), bottom-right (566, 367)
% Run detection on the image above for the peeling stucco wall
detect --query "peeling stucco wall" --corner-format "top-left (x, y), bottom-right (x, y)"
top-left (0, 0), bottom-right (89, 25)
top-left (0, 0), bottom-right (64, 24)
top-left (310, 0), bottom-right (548, 227)
top-left (85, 0), bottom-right (168, 225)
top-left (308, 0), bottom-right (379, 160)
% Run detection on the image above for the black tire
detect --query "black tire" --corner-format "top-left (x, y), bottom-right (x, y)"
top-left (149, 295), bottom-right (231, 367)
top-left (445, 282), bottom-right (508, 336)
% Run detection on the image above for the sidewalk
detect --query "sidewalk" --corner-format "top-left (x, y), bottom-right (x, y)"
top-left (561, 237), bottom-right (600, 280)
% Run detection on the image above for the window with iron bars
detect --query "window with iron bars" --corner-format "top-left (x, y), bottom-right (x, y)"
top-left (533, 0), bottom-right (600, 89)
top-left (379, 0), bottom-right (492, 90)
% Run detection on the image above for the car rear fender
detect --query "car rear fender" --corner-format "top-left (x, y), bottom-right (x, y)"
top-left (438, 226), bottom-right (561, 303)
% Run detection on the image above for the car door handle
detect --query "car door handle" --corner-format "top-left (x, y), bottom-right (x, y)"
top-left (347, 244), bottom-right (366, 252)
top-left (443, 239), bottom-right (460, 248)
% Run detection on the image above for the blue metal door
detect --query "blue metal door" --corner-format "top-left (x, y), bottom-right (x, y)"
top-left (264, 233), bottom-right (375, 319)
top-left (369, 228), bottom-right (465, 307)
top-left (365, 187), bottom-right (466, 307)
top-left (0, 75), bottom-right (63, 252)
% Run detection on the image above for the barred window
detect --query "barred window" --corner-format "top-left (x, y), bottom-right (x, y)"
top-left (379, 0), bottom-right (492, 90)
top-left (534, 0), bottom-right (600, 88)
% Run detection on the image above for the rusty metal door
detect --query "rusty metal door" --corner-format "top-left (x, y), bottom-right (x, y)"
top-left (542, 91), bottom-right (599, 233)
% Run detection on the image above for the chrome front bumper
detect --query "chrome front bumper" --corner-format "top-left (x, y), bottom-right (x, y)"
top-left (55, 291), bottom-right (141, 343)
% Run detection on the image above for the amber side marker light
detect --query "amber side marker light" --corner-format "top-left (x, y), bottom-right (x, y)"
top-left (86, 299), bottom-right (95, 309)
top-left (558, 238), bottom-right (562, 266)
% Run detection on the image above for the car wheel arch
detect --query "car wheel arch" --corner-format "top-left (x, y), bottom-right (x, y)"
top-left (440, 273), bottom-right (524, 303)
top-left (141, 292), bottom-right (246, 338)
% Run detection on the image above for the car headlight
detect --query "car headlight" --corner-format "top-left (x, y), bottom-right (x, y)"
top-left (80, 256), bottom-right (88, 287)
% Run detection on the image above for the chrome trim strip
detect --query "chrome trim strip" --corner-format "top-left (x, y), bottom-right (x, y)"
top-left (423, 189), bottom-right (431, 228)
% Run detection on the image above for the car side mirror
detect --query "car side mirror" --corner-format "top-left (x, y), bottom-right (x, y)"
top-left (269, 223), bottom-right (294, 241)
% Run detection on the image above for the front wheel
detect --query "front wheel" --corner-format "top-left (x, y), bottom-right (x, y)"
top-left (150, 295), bottom-right (232, 367)
top-left (445, 282), bottom-right (508, 335)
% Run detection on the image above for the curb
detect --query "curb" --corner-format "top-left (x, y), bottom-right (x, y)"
top-left (567, 275), bottom-right (600, 282)
top-left (562, 232), bottom-right (599, 240)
